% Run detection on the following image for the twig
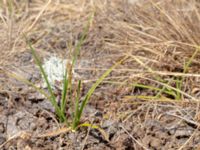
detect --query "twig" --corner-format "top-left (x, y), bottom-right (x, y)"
top-left (165, 112), bottom-right (199, 126)
top-left (120, 124), bottom-right (149, 150)
top-left (80, 120), bottom-right (94, 150)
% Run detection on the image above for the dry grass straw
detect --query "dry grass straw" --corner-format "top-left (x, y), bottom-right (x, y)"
top-left (1, 0), bottom-right (200, 149)
top-left (99, 0), bottom-right (200, 101)
top-left (0, 0), bottom-right (97, 66)
top-left (1, 0), bottom-right (200, 104)
top-left (1, 1), bottom-right (200, 98)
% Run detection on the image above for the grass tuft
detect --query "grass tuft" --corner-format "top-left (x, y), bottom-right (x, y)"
top-left (11, 13), bottom-right (126, 131)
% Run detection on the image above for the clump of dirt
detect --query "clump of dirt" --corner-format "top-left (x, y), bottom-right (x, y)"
top-left (1, 0), bottom-right (200, 149)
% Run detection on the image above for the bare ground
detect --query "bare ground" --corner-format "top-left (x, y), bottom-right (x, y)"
top-left (1, 0), bottom-right (200, 149)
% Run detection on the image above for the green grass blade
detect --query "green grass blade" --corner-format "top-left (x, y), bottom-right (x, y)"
top-left (61, 69), bottom-right (68, 113)
top-left (72, 12), bottom-right (94, 67)
top-left (133, 83), bottom-right (176, 97)
top-left (72, 80), bottom-right (81, 130)
top-left (6, 71), bottom-right (50, 99)
top-left (26, 39), bottom-right (63, 119)
top-left (155, 78), bottom-right (177, 99)
top-left (60, 69), bottom-right (69, 123)
top-left (175, 47), bottom-right (200, 100)
top-left (76, 56), bottom-right (128, 125)
top-left (184, 47), bottom-right (200, 73)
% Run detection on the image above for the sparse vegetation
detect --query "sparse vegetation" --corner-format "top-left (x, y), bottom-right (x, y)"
top-left (22, 15), bottom-right (125, 132)
top-left (1, 0), bottom-right (200, 149)
top-left (28, 37), bottom-right (125, 130)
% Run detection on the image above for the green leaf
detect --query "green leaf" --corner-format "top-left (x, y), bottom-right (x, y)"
top-left (26, 38), bottom-right (65, 121)
top-left (76, 56), bottom-right (128, 126)
top-left (60, 69), bottom-right (69, 123)
top-left (72, 80), bottom-right (82, 130)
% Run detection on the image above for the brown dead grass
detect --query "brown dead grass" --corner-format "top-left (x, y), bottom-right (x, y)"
top-left (0, 0), bottom-right (200, 109)
top-left (1, 0), bottom-right (200, 116)
top-left (99, 0), bottom-right (200, 101)
top-left (1, 0), bottom-right (200, 149)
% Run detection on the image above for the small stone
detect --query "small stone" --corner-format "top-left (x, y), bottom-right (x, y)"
top-left (142, 135), bottom-right (151, 146)
top-left (175, 129), bottom-right (192, 138)
top-left (150, 137), bottom-right (162, 148)
top-left (102, 120), bottom-right (115, 128)
top-left (95, 111), bottom-right (103, 117)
